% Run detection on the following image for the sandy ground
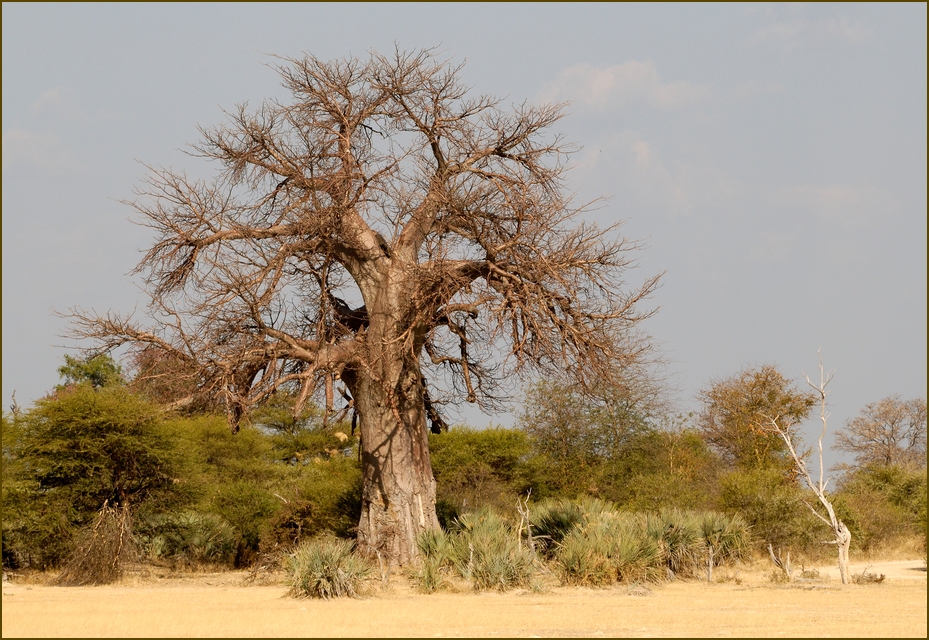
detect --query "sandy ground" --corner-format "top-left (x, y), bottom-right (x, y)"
top-left (2, 560), bottom-right (925, 638)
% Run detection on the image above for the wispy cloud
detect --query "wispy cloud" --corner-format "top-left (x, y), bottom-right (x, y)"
top-left (729, 80), bottom-right (785, 101)
top-left (2, 127), bottom-right (79, 171)
top-left (778, 184), bottom-right (890, 229)
top-left (542, 60), bottom-right (710, 111)
top-left (32, 87), bottom-right (66, 113)
top-left (750, 13), bottom-right (873, 47)
top-left (573, 131), bottom-right (747, 222)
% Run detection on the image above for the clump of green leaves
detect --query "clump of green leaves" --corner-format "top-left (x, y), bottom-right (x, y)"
top-left (3, 374), bottom-right (180, 569)
top-left (57, 353), bottom-right (125, 389)
top-left (410, 528), bottom-right (455, 592)
top-left (286, 536), bottom-right (372, 599)
top-left (141, 511), bottom-right (238, 567)
top-left (450, 508), bottom-right (535, 592)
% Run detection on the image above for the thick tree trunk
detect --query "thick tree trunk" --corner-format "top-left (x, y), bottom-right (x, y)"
top-left (351, 360), bottom-right (440, 567)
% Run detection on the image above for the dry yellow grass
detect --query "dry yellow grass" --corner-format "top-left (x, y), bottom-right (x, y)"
top-left (2, 560), bottom-right (925, 638)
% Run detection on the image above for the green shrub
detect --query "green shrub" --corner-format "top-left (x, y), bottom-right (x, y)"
top-left (450, 509), bottom-right (535, 591)
top-left (210, 480), bottom-right (280, 566)
top-left (719, 466), bottom-right (821, 557)
top-left (411, 528), bottom-right (455, 593)
top-left (835, 464), bottom-right (927, 552)
top-left (142, 511), bottom-right (237, 566)
top-left (430, 427), bottom-right (538, 515)
top-left (286, 536), bottom-right (372, 599)
top-left (554, 509), bottom-right (663, 586)
top-left (642, 509), bottom-right (704, 578)
top-left (2, 384), bottom-right (182, 570)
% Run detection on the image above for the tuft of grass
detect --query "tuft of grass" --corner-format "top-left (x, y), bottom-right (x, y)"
top-left (853, 569), bottom-right (886, 584)
top-left (144, 511), bottom-right (238, 567)
top-left (286, 536), bottom-right (372, 599)
top-left (768, 569), bottom-right (792, 584)
top-left (555, 510), bottom-right (663, 587)
top-left (798, 567), bottom-right (821, 580)
top-left (450, 508), bottom-right (535, 592)
top-left (642, 509), bottom-right (704, 579)
top-left (410, 528), bottom-right (454, 593)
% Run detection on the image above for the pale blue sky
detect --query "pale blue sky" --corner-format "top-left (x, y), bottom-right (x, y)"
top-left (3, 3), bottom-right (926, 468)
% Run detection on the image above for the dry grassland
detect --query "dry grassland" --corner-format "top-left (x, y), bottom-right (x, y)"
top-left (2, 560), bottom-right (925, 638)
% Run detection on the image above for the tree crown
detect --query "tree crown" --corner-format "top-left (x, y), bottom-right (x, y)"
top-left (69, 48), bottom-right (659, 431)
top-left (698, 364), bottom-right (817, 470)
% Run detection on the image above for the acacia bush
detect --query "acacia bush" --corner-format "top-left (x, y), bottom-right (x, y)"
top-left (429, 427), bottom-right (542, 524)
top-left (718, 466), bottom-right (823, 559)
top-left (163, 411), bottom-right (360, 566)
top-left (264, 456), bottom-right (363, 551)
top-left (2, 382), bottom-right (182, 570)
top-left (834, 463), bottom-right (927, 553)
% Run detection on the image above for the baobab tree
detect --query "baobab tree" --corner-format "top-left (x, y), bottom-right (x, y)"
top-left (70, 49), bottom-right (660, 566)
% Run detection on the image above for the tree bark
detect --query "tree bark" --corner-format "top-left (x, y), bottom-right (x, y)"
top-left (836, 522), bottom-right (851, 585)
top-left (350, 356), bottom-right (440, 567)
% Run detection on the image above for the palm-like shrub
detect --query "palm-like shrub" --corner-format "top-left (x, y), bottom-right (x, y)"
top-left (286, 536), bottom-right (372, 599)
top-left (412, 528), bottom-right (455, 592)
top-left (528, 498), bottom-right (585, 557)
top-left (555, 517), bottom-right (618, 586)
top-left (144, 511), bottom-right (238, 566)
top-left (450, 509), bottom-right (535, 591)
top-left (611, 518), bottom-right (663, 584)
top-left (642, 509), bottom-right (705, 578)
top-left (699, 511), bottom-right (751, 581)
top-left (555, 510), bottom-right (663, 586)
top-left (529, 496), bottom-right (615, 557)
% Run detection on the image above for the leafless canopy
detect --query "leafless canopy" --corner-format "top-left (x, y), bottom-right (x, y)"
top-left (69, 48), bottom-right (660, 431)
top-left (835, 395), bottom-right (927, 469)
top-left (762, 355), bottom-right (852, 585)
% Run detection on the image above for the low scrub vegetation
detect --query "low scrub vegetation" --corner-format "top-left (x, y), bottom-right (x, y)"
top-left (286, 536), bottom-right (372, 599)
top-left (2, 357), bottom-right (924, 597)
top-left (405, 500), bottom-right (751, 596)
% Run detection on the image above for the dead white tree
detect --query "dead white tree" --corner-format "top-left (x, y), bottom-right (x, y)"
top-left (762, 353), bottom-right (852, 585)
